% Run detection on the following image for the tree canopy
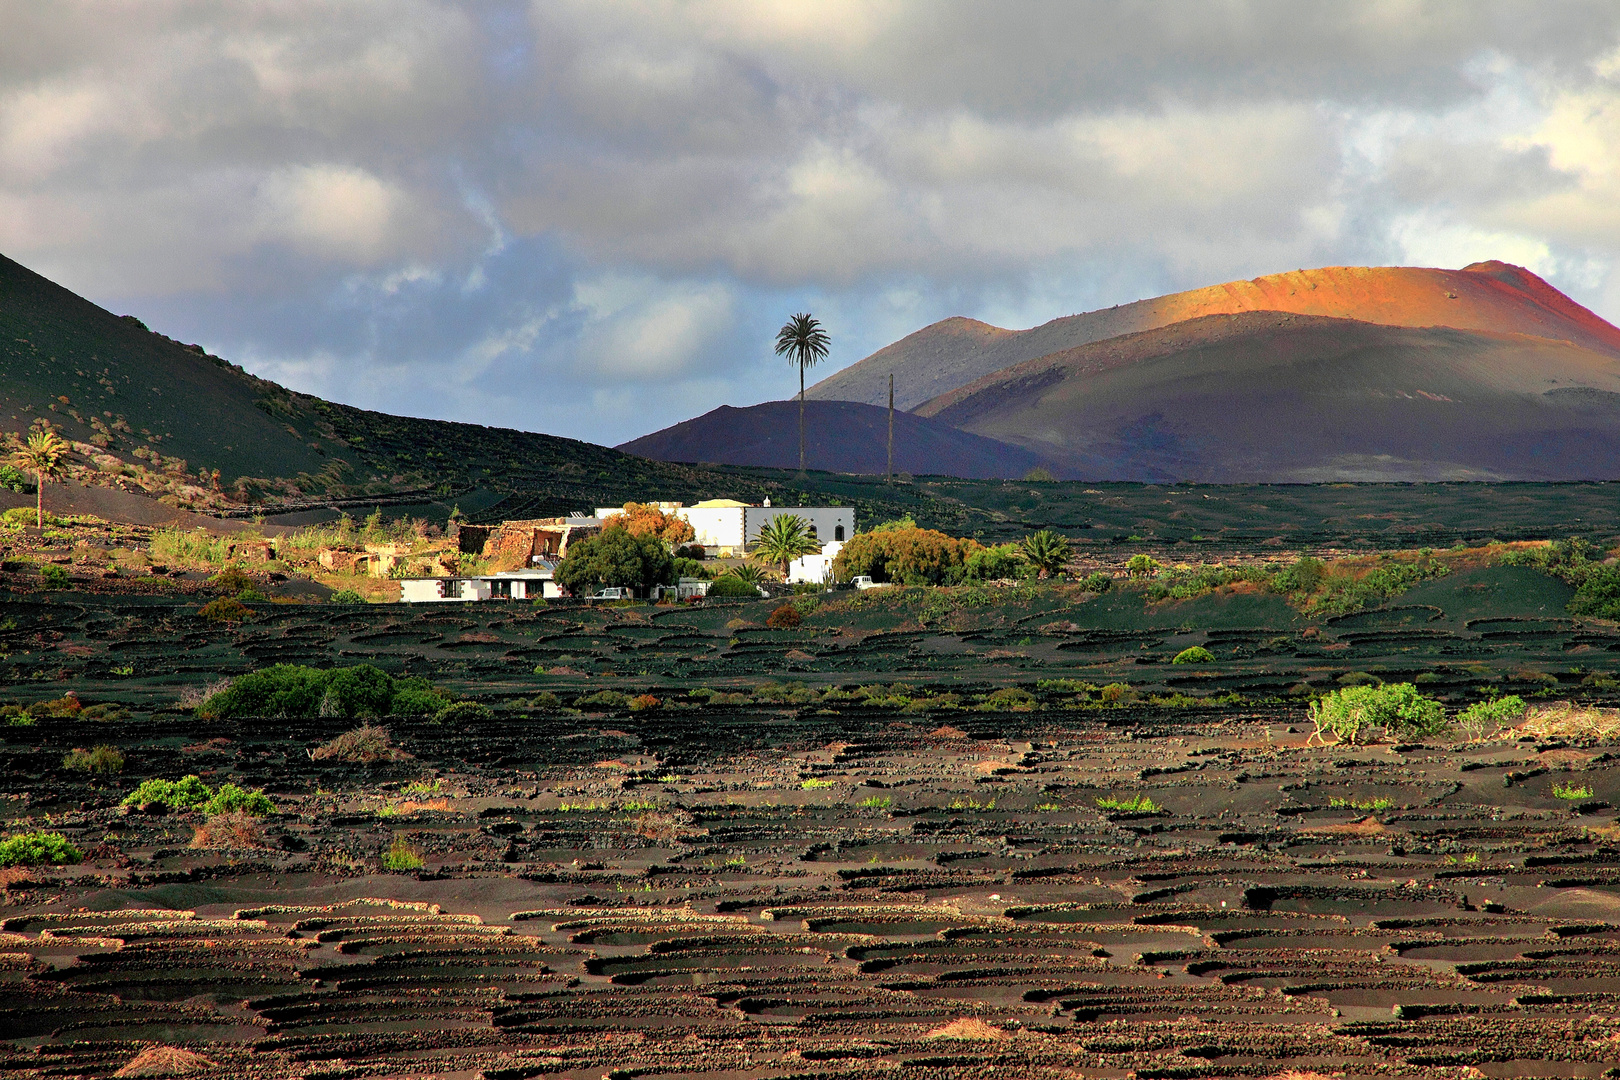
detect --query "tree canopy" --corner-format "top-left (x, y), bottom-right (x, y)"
top-left (555, 529), bottom-right (674, 594)
top-left (751, 514), bottom-right (821, 579)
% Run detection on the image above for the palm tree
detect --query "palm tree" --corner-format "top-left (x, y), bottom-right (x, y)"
top-left (1019, 529), bottom-right (1071, 579)
top-left (13, 429), bottom-right (68, 527)
top-left (774, 313), bottom-right (830, 476)
top-left (751, 514), bottom-right (821, 580)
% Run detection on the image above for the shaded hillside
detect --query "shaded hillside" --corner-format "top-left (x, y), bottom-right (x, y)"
top-left (0, 251), bottom-right (931, 522)
top-left (915, 311), bottom-right (1620, 482)
top-left (809, 262), bottom-right (1620, 409)
top-left (616, 399), bottom-right (1059, 479)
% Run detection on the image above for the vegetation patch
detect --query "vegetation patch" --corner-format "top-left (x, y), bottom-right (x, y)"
top-left (0, 831), bottom-right (83, 867)
top-left (310, 724), bottom-right (411, 763)
top-left (62, 744), bottom-right (124, 774)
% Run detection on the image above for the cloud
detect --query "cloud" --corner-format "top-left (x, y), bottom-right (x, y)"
top-left (4, 2), bottom-right (1620, 445)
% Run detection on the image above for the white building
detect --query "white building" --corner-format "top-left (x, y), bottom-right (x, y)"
top-left (788, 540), bottom-right (843, 585)
top-left (596, 500), bottom-right (855, 556)
top-left (399, 568), bottom-right (559, 603)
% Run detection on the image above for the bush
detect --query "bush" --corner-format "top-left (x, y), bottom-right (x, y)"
top-left (199, 664), bottom-right (444, 720)
top-left (432, 700), bottom-right (492, 725)
top-left (310, 724), bottom-right (411, 763)
top-left (203, 783), bottom-right (274, 816)
top-left (62, 745), bottom-right (124, 775)
top-left (80, 703), bottom-right (130, 721)
top-left (1125, 554), bottom-right (1160, 578)
top-left (0, 465), bottom-right (34, 493)
top-left (0, 831), bottom-right (82, 867)
top-left (766, 604), bottom-right (802, 629)
top-left (978, 687), bottom-right (1036, 711)
top-left (389, 681), bottom-right (449, 717)
top-left (961, 543), bottom-right (1028, 582)
top-left (1455, 695), bottom-right (1527, 741)
top-left (329, 588), bottom-right (367, 604)
top-left (1308, 683), bottom-right (1447, 745)
top-left (628, 693), bottom-right (660, 712)
top-left (707, 574), bottom-right (762, 597)
top-left (27, 694), bottom-right (83, 719)
top-left (38, 564), bottom-right (70, 589)
top-left (2, 506), bottom-right (51, 526)
top-left (833, 526), bottom-right (977, 586)
top-left (191, 811), bottom-right (267, 850)
top-left (382, 836), bottom-right (425, 871)
top-left (208, 568), bottom-right (253, 595)
top-left (1272, 556), bottom-right (1326, 595)
top-left (1570, 564), bottom-right (1620, 620)
top-left (529, 691), bottom-right (562, 710)
top-left (1080, 571), bottom-right (1113, 593)
top-left (575, 690), bottom-right (629, 710)
top-left (199, 597), bottom-right (251, 623)
top-left (1172, 646), bottom-right (1215, 664)
top-left (122, 775), bottom-right (213, 811)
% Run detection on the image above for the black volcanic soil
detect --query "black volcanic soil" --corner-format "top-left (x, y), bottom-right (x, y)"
top-left (4, 566), bottom-right (1620, 1077)
top-left (7, 708), bottom-right (1620, 1078)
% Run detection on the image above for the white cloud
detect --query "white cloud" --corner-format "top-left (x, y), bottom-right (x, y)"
top-left (6, 2), bottom-right (1620, 444)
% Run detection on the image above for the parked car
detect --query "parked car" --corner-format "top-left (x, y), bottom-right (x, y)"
top-left (590, 586), bottom-right (632, 601)
top-left (852, 576), bottom-right (891, 590)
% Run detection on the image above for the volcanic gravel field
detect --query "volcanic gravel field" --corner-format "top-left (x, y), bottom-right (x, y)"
top-left (5, 569), bottom-right (1620, 1077)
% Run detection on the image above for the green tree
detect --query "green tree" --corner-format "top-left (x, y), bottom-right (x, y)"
top-left (751, 514), bottom-right (820, 579)
top-left (554, 529), bottom-right (673, 595)
top-left (774, 312), bottom-right (830, 476)
top-left (1019, 530), bottom-right (1071, 578)
top-left (1125, 553), bottom-right (1161, 578)
top-left (12, 428), bottom-right (68, 527)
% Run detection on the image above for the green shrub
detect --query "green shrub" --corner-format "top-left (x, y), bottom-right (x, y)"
top-left (1272, 556), bottom-right (1325, 595)
top-left (961, 543), bottom-right (1028, 582)
top-left (977, 687), bottom-right (1036, 711)
top-left (329, 588), bottom-right (367, 604)
top-left (1308, 683), bottom-right (1447, 745)
top-left (706, 575), bottom-right (761, 598)
top-left (26, 694), bottom-right (83, 719)
top-left (1337, 671), bottom-right (1381, 687)
top-left (203, 783), bottom-right (274, 816)
top-left (62, 745), bottom-right (124, 774)
top-left (199, 596), bottom-right (251, 623)
top-left (575, 690), bottom-right (629, 710)
top-left (199, 664), bottom-right (444, 720)
top-left (1569, 564), bottom-right (1620, 619)
top-left (1553, 781), bottom-right (1595, 800)
top-left (122, 775), bottom-right (213, 811)
top-left (389, 682), bottom-right (448, 717)
top-left (381, 836), bottom-right (425, 871)
top-left (1095, 793), bottom-right (1160, 813)
top-left (1079, 571), bottom-right (1113, 593)
top-left (2, 506), bottom-right (51, 526)
top-left (37, 563), bottom-right (71, 589)
top-left (208, 568), bottom-right (253, 595)
top-left (528, 691), bottom-right (562, 710)
top-left (0, 831), bottom-right (82, 867)
top-left (1125, 554), bottom-right (1161, 578)
top-left (1171, 646), bottom-right (1215, 664)
top-left (79, 703), bottom-right (130, 721)
top-left (432, 700), bottom-right (493, 725)
top-left (1455, 695), bottom-right (1527, 740)
top-left (833, 525), bottom-right (975, 586)
top-left (0, 465), bottom-right (34, 493)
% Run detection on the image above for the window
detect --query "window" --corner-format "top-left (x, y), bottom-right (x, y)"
top-left (835, 525), bottom-right (845, 541)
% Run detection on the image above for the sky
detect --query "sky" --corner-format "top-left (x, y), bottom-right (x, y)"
top-left (6, 2), bottom-right (1620, 447)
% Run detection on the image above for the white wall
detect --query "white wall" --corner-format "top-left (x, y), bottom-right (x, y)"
top-left (678, 506), bottom-right (745, 548)
top-left (746, 507), bottom-right (854, 546)
top-left (788, 540), bottom-right (843, 584)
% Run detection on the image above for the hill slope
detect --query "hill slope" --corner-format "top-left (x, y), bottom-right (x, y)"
top-left (616, 399), bottom-right (1059, 479)
top-left (809, 262), bottom-right (1620, 409)
top-left (914, 311), bottom-right (1620, 481)
top-left (0, 252), bottom-right (892, 520)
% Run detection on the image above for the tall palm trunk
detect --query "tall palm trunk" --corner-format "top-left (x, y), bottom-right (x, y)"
top-left (35, 470), bottom-right (43, 527)
top-left (798, 362), bottom-right (806, 476)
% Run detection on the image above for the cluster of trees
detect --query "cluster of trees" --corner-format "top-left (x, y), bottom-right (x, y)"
top-left (832, 520), bottom-right (1072, 586)
top-left (553, 504), bottom-right (1077, 595)
top-left (196, 663), bottom-right (449, 720)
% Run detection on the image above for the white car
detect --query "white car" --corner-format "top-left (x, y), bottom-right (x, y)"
top-left (590, 586), bottom-right (631, 601)
top-left (852, 576), bottom-right (891, 590)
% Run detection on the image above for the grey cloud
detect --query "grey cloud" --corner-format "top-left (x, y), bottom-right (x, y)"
top-left (4, 1), bottom-right (1620, 445)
